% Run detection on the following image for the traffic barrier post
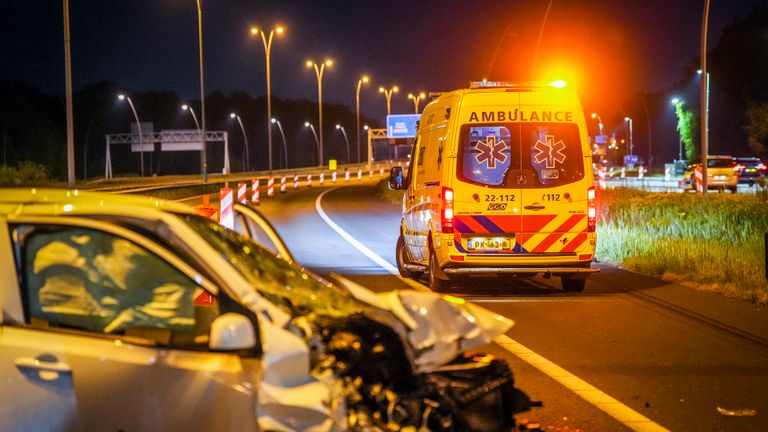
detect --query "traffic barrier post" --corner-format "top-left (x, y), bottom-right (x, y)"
top-left (219, 186), bottom-right (234, 230)
top-left (357, 168), bottom-right (362, 180)
top-left (267, 176), bottom-right (275, 198)
top-left (319, 172), bottom-right (325, 185)
top-left (280, 176), bottom-right (287, 193)
top-left (345, 169), bottom-right (350, 182)
top-left (332, 171), bottom-right (337, 183)
top-left (237, 182), bottom-right (247, 204)
top-left (294, 174), bottom-right (299, 189)
top-left (664, 165), bottom-right (671, 182)
top-left (638, 165), bottom-right (645, 180)
top-left (620, 167), bottom-right (626, 179)
top-left (251, 178), bottom-right (260, 206)
top-left (307, 174), bottom-right (313, 187)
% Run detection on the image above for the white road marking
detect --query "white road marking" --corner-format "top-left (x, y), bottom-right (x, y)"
top-left (315, 186), bottom-right (669, 432)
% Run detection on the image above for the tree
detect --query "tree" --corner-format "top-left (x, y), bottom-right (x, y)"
top-left (674, 101), bottom-right (698, 160)
top-left (745, 104), bottom-right (768, 160)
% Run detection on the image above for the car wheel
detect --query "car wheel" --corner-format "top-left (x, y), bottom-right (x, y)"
top-left (730, 186), bottom-right (738, 194)
top-left (428, 247), bottom-right (450, 291)
top-left (561, 275), bottom-right (587, 292)
top-left (396, 234), bottom-right (423, 279)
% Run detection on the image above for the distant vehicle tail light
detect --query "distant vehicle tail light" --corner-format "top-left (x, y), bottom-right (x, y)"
top-left (757, 163), bottom-right (766, 171)
top-left (587, 186), bottom-right (596, 233)
top-left (442, 187), bottom-right (454, 233)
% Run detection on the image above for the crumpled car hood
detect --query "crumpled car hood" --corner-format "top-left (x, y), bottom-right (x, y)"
top-left (339, 277), bottom-right (513, 373)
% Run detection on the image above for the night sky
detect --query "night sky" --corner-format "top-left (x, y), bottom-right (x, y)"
top-left (0, 0), bottom-right (763, 123)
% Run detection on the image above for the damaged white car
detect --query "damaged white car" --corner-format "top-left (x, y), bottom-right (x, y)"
top-left (0, 188), bottom-right (531, 431)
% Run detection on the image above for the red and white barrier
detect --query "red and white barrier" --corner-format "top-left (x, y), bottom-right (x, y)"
top-left (319, 172), bottom-right (325, 185)
top-left (638, 165), bottom-right (645, 180)
top-left (219, 186), bottom-right (234, 230)
top-left (357, 168), bottom-right (362, 180)
top-left (280, 176), bottom-right (287, 193)
top-left (620, 167), bottom-right (626, 179)
top-left (307, 174), bottom-right (313, 187)
top-left (664, 166), bottom-right (671, 181)
top-left (237, 182), bottom-right (247, 204)
top-left (598, 166), bottom-right (607, 190)
top-left (332, 171), bottom-right (337, 183)
top-left (294, 174), bottom-right (299, 189)
top-left (267, 176), bottom-right (275, 198)
top-left (345, 169), bottom-right (350, 182)
top-left (251, 178), bottom-right (260, 205)
top-left (694, 165), bottom-right (703, 193)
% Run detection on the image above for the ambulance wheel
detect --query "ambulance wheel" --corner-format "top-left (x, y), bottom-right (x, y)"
top-left (729, 186), bottom-right (738, 194)
top-left (396, 235), bottom-right (423, 279)
top-left (429, 247), bottom-right (451, 291)
top-left (561, 275), bottom-right (587, 293)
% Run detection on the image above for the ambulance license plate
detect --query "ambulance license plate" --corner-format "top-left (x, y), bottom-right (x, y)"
top-left (467, 237), bottom-right (514, 251)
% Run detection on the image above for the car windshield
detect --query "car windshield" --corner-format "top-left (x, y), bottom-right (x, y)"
top-left (707, 158), bottom-right (735, 168)
top-left (180, 214), bottom-right (367, 319)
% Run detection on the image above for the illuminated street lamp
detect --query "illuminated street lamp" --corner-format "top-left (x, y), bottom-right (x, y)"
top-left (590, 112), bottom-right (604, 135)
top-left (181, 104), bottom-right (203, 165)
top-left (229, 113), bottom-right (249, 171)
top-left (335, 124), bottom-right (350, 163)
top-left (355, 75), bottom-right (370, 163)
top-left (671, 97), bottom-right (684, 161)
top-left (378, 86), bottom-right (399, 116)
top-left (306, 59), bottom-right (334, 166)
top-left (118, 94), bottom-right (144, 177)
top-left (250, 24), bottom-right (284, 173)
top-left (624, 116), bottom-right (633, 156)
top-left (407, 92), bottom-right (426, 113)
top-left (271, 118), bottom-right (288, 168)
top-left (304, 121), bottom-right (320, 166)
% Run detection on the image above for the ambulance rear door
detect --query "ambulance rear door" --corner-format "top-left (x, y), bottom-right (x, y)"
top-left (516, 93), bottom-right (591, 256)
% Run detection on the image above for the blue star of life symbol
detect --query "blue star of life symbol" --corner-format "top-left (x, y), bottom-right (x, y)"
top-left (534, 135), bottom-right (567, 169)
top-left (474, 135), bottom-right (508, 169)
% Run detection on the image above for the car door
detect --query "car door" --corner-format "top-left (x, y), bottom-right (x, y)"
top-left (0, 219), bottom-right (260, 432)
top-left (405, 134), bottom-right (428, 262)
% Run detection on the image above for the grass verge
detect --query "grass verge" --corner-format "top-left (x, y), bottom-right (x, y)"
top-left (597, 188), bottom-right (768, 304)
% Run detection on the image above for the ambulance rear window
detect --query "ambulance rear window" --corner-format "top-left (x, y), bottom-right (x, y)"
top-left (458, 123), bottom-right (584, 188)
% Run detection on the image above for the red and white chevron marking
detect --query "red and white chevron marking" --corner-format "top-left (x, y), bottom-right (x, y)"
top-left (267, 176), bottom-right (274, 198)
top-left (219, 187), bottom-right (234, 230)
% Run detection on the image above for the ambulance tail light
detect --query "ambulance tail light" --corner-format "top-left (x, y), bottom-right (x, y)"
top-left (442, 187), bottom-right (454, 233)
top-left (587, 186), bottom-right (596, 233)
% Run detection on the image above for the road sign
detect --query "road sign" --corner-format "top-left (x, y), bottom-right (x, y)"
top-left (624, 155), bottom-right (639, 166)
top-left (329, 159), bottom-right (337, 170)
top-left (595, 134), bottom-right (607, 144)
top-left (387, 114), bottom-right (421, 138)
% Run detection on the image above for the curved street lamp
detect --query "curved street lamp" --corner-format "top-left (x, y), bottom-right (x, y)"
top-left (306, 59), bottom-right (333, 166)
top-left (378, 85), bottom-right (399, 116)
top-left (230, 113), bottom-right (249, 172)
top-left (250, 24), bottom-right (284, 173)
top-left (181, 104), bottom-right (203, 163)
top-left (304, 121), bottom-right (320, 166)
top-left (118, 94), bottom-right (144, 177)
top-left (355, 75), bottom-right (370, 164)
top-left (271, 118), bottom-right (288, 169)
top-left (335, 124), bottom-right (350, 163)
top-left (407, 91), bottom-right (426, 113)
top-left (624, 116), bottom-right (633, 156)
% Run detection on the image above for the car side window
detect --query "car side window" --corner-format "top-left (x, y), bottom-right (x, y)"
top-left (13, 224), bottom-right (221, 349)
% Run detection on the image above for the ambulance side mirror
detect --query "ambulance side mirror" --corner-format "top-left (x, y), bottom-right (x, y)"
top-left (389, 166), bottom-right (405, 190)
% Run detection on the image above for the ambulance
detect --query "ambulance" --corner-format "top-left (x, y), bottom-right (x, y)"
top-left (389, 81), bottom-right (598, 292)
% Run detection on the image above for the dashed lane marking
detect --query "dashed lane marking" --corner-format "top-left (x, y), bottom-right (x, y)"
top-left (315, 186), bottom-right (669, 432)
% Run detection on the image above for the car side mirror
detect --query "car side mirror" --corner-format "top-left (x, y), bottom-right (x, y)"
top-left (389, 166), bottom-right (405, 190)
top-left (209, 313), bottom-right (256, 351)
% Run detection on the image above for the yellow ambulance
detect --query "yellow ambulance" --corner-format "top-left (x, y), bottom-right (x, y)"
top-left (389, 81), bottom-right (598, 292)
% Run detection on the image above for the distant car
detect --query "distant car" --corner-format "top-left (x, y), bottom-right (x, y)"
top-left (0, 188), bottom-right (528, 431)
top-left (735, 157), bottom-right (766, 186)
top-left (679, 156), bottom-right (738, 193)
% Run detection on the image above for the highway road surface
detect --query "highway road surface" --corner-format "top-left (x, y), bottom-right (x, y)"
top-left (181, 178), bottom-right (768, 431)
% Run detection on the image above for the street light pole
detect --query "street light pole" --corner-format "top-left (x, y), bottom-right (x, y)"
top-left (306, 59), bottom-right (333, 167)
top-left (118, 94), bottom-right (144, 177)
top-left (699, 0), bottom-right (711, 195)
top-left (230, 113), bottom-right (249, 172)
top-left (335, 124), bottom-right (350, 163)
top-left (624, 116), bottom-right (633, 156)
top-left (304, 122), bottom-right (320, 166)
top-left (407, 92), bottom-right (426, 114)
top-left (181, 104), bottom-right (203, 167)
top-left (378, 86), bottom-right (399, 116)
top-left (355, 75), bottom-right (370, 164)
top-left (63, 0), bottom-right (75, 187)
top-left (194, 0), bottom-right (207, 182)
top-left (590, 112), bottom-right (604, 160)
top-left (271, 118), bottom-right (288, 168)
top-left (250, 25), bottom-right (284, 174)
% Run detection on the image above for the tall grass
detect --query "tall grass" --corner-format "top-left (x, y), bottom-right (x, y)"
top-left (0, 162), bottom-right (50, 186)
top-left (597, 188), bottom-right (768, 304)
